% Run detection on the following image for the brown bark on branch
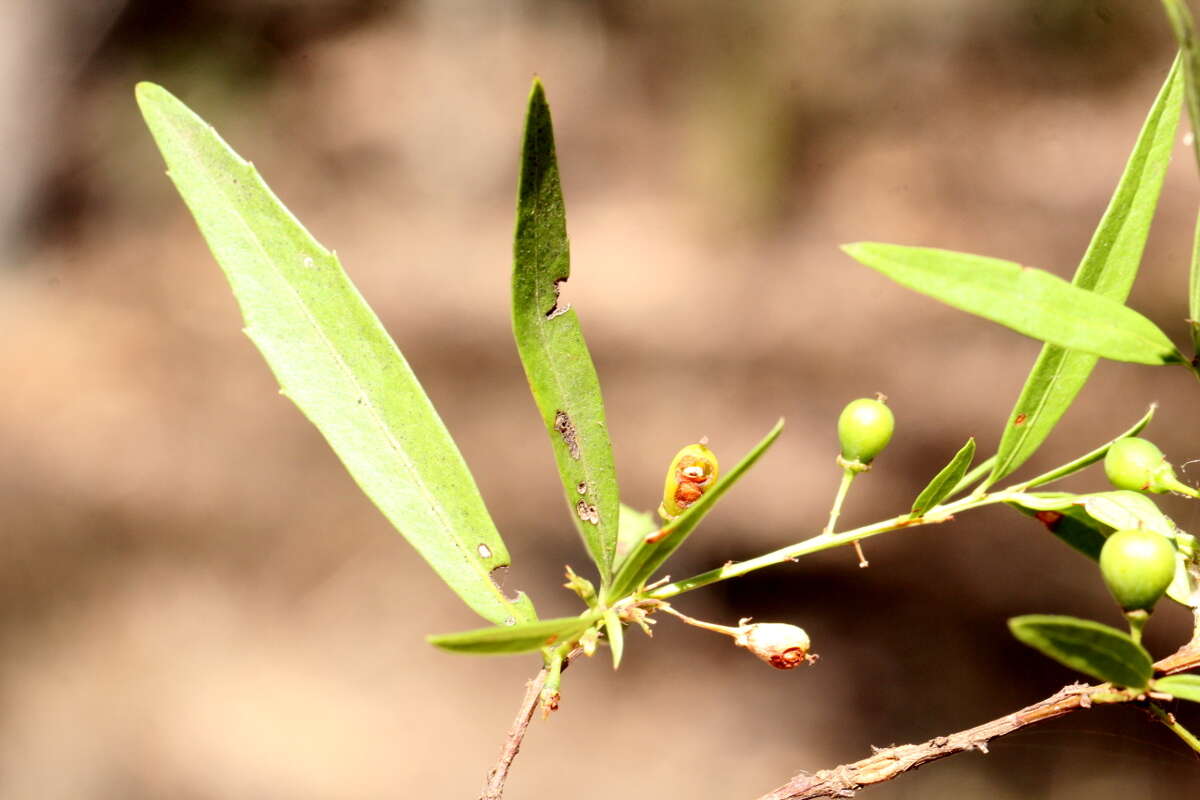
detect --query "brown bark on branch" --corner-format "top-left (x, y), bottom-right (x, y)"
top-left (757, 644), bottom-right (1200, 800)
top-left (480, 648), bottom-right (583, 800)
top-left (479, 666), bottom-right (549, 800)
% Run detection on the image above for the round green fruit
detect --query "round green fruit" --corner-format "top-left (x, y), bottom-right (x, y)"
top-left (1104, 438), bottom-right (1167, 492)
top-left (1104, 437), bottom-right (1198, 497)
top-left (837, 397), bottom-right (894, 465)
top-left (1098, 528), bottom-right (1177, 612)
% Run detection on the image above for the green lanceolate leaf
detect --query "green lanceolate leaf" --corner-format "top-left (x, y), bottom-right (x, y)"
top-left (137, 83), bottom-right (536, 627)
top-left (428, 614), bottom-right (599, 655)
top-left (910, 438), bottom-right (975, 518)
top-left (947, 453), bottom-right (996, 499)
top-left (987, 60), bottom-right (1182, 486)
top-left (603, 608), bottom-right (624, 669)
top-left (842, 243), bottom-right (1184, 366)
top-left (1154, 674), bottom-right (1200, 702)
top-left (512, 79), bottom-right (620, 584)
top-left (606, 419), bottom-right (785, 602)
top-left (1008, 614), bottom-right (1153, 689)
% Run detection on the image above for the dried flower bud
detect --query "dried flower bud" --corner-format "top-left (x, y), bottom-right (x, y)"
top-left (733, 621), bottom-right (816, 669)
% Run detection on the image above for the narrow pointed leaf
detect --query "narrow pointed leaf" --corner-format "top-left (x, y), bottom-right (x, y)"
top-left (137, 83), bottom-right (535, 627)
top-left (1154, 674), bottom-right (1200, 702)
top-left (606, 419), bottom-right (785, 601)
top-left (986, 61), bottom-right (1182, 486)
top-left (603, 608), bottom-right (624, 669)
top-left (1008, 614), bottom-right (1153, 689)
top-left (1015, 404), bottom-right (1156, 490)
top-left (428, 614), bottom-right (599, 655)
top-left (512, 79), bottom-right (619, 583)
top-left (947, 454), bottom-right (996, 498)
top-left (842, 243), bottom-right (1184, 365)
top-left (910, 438), bottom-right (975, 518)
top-left (1161, 3), bottom-right (1200, 171)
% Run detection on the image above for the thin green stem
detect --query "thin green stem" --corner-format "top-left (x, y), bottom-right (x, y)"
top-left (824, 469), bottom-right (856, 534)
top-left (1148, 701), bottom-right (1200, 754)
top-left (1011, 404), bottom-right (1155, 491)
top-left (825, 468), bottom-right (868, 566)
top-left (649, 488), bottom-right (1023, 600)
top-left (1127, 610), bottom-right (1150, 645)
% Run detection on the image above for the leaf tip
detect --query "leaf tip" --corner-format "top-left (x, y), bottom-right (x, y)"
top-left (528, 76), bottom-right (548, 107)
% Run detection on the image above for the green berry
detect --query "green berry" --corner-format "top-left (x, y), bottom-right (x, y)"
top-left (1104, 437), bottom-right (1199, 497)
top-left (1098, 528), bottom-right (1177, 612)
top-left (837, 397), bottom-right (894, 465)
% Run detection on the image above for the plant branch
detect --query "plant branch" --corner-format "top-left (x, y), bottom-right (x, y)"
top-left (480, 647), bottom-right (581, 800)
top-left (756, 643), bottom-right (1200, 800)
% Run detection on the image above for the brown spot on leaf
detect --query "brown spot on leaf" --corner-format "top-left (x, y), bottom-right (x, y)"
top-left (554, 410), bottom-right (581, 459)
top-left (576, 500), bottom-right (600, 525)
top-left (1014, 413), bottom-right (1027, 425)
top-left (1035, 510), bottom-right (1063, 530)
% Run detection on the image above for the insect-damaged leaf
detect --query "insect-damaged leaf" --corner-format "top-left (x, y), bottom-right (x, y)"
top-left (512, 79), bottom-right (620, 585)
top-left (606, 419), bottom-right (784, 602)
top-left (987, 58), bottom-right (1182, 487)
top-left (1009, 614), bottom-right (1153, 690)
top-left (428, 614), bottom-right (599, 655)
top-left (137, 83), bottom-right (536, 627)
top-left (910, 438), bottom-right (975, 518)
top-left (842, 243), bottom-right (1183, 366)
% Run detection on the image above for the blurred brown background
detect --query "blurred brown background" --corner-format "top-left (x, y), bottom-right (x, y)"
top-left (2, 0), bottom-right (1199, 797)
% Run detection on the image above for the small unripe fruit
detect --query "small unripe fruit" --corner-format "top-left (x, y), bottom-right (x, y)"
top-left (1098, 528), bottom-right (1177, 612)
top-left (1104, 437), bottom-right (1198, 497)
top-left (1105, 438), bottom-right (1167, 492)
top-left (838, 397), bottom-right (894, 465)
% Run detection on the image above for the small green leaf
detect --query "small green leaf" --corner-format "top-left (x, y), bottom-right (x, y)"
top-left (1008, 614), bottom-right (1153, 689)
top-left (1154, 674), bottom-right (1200, 702)
top-left (615, 504), bottom-right (658, 569)
top-left (606, 419), bottom-right (785, 602)
top-left (842, 243), bottom-right (1184, 366)
top-left (136, 83), bottom-right (535, 627)
top-left (910, 438), bottom-right (975, 518)
top-left (987, 60), bottom-right (1182, 486)
top-left (428, 614), bottom-right (599, 655)
top-left (947, 453), bottom-right (996, 498)
top-left (1081, 491), bottom-right (1178, 538)
top-left (603, 608), bottom-right (624, 669)
top-left (512, 79), bottom-right (620, 584)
